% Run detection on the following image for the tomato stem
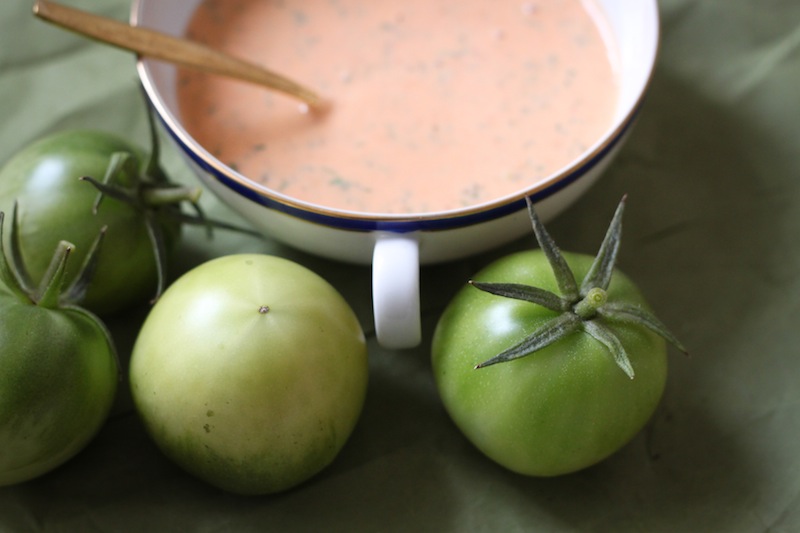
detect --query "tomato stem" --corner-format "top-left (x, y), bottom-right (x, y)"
top-left (573, 287), bottom-right (607, 319)
top-left (142, 186), bottom-right (203, 206)
top-left (143, 103), bottom-right (163, 182)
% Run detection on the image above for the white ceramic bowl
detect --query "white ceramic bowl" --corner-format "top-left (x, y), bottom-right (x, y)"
top-left (132, 0), bottom-right (659, 348)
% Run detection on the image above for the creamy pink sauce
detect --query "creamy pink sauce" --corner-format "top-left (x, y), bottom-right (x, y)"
top-left (178, 0), bottom-right (619, 214)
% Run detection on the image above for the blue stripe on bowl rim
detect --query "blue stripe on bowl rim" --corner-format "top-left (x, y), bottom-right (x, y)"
top-left (151, 94), bottom-right (642, 234)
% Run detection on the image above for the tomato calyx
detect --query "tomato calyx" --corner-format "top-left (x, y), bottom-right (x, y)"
top-left (470, 196), bottom-right (687, 378)
top-left (0, 207), bottom-right (120, 370)
top-left (77, 108), bottom-right (260, 303)
top-left (0, 204), bottom-right (107, 308)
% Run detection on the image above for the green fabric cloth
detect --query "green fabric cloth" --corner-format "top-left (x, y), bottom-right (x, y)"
top-left (2, 1), bottom-right (799, 531)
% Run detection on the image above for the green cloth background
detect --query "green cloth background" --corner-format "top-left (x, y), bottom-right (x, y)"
top-left (2, 1), bottom-right (799, 531)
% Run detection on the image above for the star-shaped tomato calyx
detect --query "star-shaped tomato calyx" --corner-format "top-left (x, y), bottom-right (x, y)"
top-left (470, 196), bottom-right (687, 379)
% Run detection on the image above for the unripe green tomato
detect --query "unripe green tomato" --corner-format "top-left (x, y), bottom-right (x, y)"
top-left (0, 292), bottom-right (118, 486)
top-left (0, 130), bottom-right (180, 315)
top-left (432, 250), bottom-right (668, 476)
top-left (130, 254), bottom-right (369, 495)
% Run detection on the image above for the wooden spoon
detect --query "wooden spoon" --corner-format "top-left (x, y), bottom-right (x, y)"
top-left (33, 0), bottom-right (326, 110)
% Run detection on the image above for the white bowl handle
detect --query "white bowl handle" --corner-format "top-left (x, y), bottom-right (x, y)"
top-left (372, 233), bottom-right (421, 349)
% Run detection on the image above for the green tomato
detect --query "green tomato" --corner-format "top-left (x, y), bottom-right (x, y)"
top-left (0, 130), bottom-right (181, 315)
top-left (431, 198), bottom-right (685, 477)
top-left (129, 254), bottom-right (369, 495)
top-left (0, 215), bottom-right (118, 487)
top-left (433, 250), bottom-right (667, 476)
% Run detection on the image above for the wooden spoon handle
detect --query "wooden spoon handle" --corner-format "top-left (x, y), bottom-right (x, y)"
top-left (33, 0), bottom-right (325, 109)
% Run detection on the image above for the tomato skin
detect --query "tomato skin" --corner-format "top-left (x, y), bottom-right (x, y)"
top-left (432, 250), bottom-right (667, 476)
top-left (129, 254), bottom-right (369, 495)
top-left (0, 301), bottom-right (118, 486)
top-left (0, 130), bottom-right (179, 315)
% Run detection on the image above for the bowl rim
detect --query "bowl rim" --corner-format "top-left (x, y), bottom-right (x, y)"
top-left (132, 0), bottom-right (660, 231)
